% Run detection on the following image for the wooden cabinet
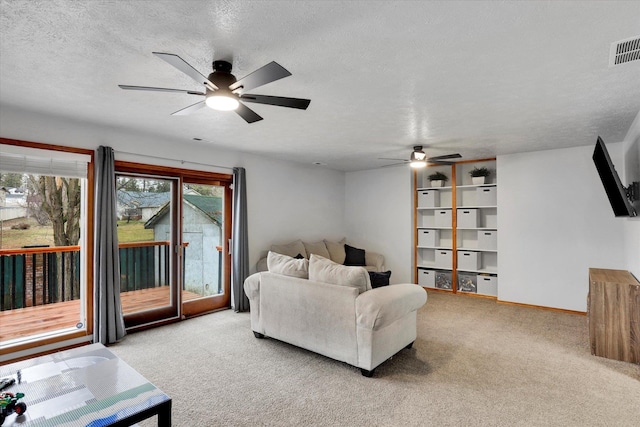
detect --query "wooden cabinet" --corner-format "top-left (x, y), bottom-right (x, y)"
top-left (588, 268), bottom-right (640, 364)
top-left (414, 159), bottom-right (498, 296)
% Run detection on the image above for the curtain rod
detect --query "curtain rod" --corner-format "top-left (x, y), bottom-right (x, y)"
top-left (114, 149), bottom-right (234, 171)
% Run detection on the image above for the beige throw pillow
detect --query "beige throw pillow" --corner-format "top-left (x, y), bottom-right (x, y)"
top-left (303, 240), bottom-right (330, 259)
top-left (267, 251), bottom-right (309, 279)
top-left (308, 254), bottom-right (371, 294)
top-left (270, 239), bottom-right (307, 259)
top-left (324, 238), bottom-right (347, 264)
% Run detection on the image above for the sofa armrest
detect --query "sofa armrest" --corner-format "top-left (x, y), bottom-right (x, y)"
top-left (243, 272), bottom-right (262, 300)
top-left (243, 273), bottom-right (264, 333)
top-left (355, 284), bottom-right (427, 331)
top-left (365, 251), bottom-right (384, 272)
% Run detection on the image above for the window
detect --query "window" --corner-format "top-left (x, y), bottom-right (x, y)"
top-left (0, 141), bottom-right (93, 356)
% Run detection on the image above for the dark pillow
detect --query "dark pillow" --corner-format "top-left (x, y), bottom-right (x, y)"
top-left (344, 244), bottom-right (366, 266)
top-left (369, 271), bottom-right (392, 288)
top-left (294, 253), bottom-right (305, 259)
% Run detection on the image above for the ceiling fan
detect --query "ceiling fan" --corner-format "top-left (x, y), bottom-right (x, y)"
top-left (119, 52), bottom-right (311, 123)
top-left (379, 146), bottom-right (462, 168)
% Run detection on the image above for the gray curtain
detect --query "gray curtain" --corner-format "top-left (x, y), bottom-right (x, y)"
top-left (232, 167), bottom-right (250, 312)
top-left (93, 146), bottom-right (126, 344)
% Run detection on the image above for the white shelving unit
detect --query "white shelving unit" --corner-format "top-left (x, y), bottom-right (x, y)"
top-left (415, 166), bottom-right (455, 292)
top-left (415, 160), bottom-right (498, 296)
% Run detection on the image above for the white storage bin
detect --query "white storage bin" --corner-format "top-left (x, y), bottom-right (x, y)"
top-left (457, 209), bottom-right (479, 228)
top-left (435, 271), bottom-right (453, 290)
top-left (457, 251), bottom-right (480, 271)
top-left (418, 189), bottom-right (439, 208)
top-left (434, 209), bottom-right (452, 228)
top-left (435, 250), bottom-right (452, 269)
top-left (417, 269), bottom-right (436, 287)
top-left (418, 229), bottom-right (440, 247)
top-left (458, 272), bottom-right (477, 293)
top-left (477, 275), bottom-right (498, 296)
top-left (478, 230), bottom-right (497, 250)
top-left (476, 186), bottom-right (497, 206)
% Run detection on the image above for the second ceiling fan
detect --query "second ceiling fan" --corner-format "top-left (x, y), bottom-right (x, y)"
top-left (379, 146), bottom-right (462, 168)
top-left (119, 52), bottom-right (311, 123)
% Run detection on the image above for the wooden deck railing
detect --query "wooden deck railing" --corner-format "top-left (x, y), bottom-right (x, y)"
top-left (0, 241), bottom-right (172, 312)
top-left (0, 246), bottom-right (80, 311)
top-left (118, 241), bottom-right (170, 291)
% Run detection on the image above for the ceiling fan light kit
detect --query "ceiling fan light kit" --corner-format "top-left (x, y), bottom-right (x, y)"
top-left (378, 146), bottom-right (462, 168)
top-left (410, 146), bottom-right (428, 168)
top-left (206, 90), bottom-right (239, 111)
top-left (119, 53), bottom-right (310, 123)
top-left (204, 60), bottom-right (240, 111)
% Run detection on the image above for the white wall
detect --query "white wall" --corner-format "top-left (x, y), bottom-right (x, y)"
top-left (0, 106), bottom-right (346, 274)
top-left (345, 166), bottom-right (413, 284)
top-left (498, 144), bottom-right (627, 312)
top-left (244, 156), bottom-right (345, 270)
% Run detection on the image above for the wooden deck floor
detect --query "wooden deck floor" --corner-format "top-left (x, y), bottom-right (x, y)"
top-left (0, 287), bottom-right (203, 342)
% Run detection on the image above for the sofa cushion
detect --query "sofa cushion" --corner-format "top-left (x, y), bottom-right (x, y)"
top-left (270, 239), bottom-right (307, 259)
top-left (303, 240), bottom-right (331, 259)
top-left (267, 251), bottom-right (309, 279)
top-left (324, 238), bottom-right (347, 264)
top-left (344, 244), bottom-right (366, 266)
top-left (309, 254), bottom-right (371, 294)
top-left (369, 271), bottom-right (391, 288)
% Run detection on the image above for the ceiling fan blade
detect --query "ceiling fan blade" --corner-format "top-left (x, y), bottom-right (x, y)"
top-left (171, 100), bottom-right (207, 116)
top-left (427, 160), bottom-right (455, 165)
top-left (378, 157), bottom-right (409, 162)
top-left (427, 153), bottom-right (462, 161)
top-left (240, 94), bottom-right (310, 110)
top-left (379, 162), bottom-right (407, 168)
top-left (230, 61), bottom-right (291, 94)
top-left (152, 52), bottom-right (218, 90)
top-left (235, 102), bottom-right (263, 123)
top-left (118, 85), bottom-right (205, 96)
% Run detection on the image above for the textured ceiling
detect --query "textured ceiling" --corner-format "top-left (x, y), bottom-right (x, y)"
top-left (1, 0), bottom-right (639, 171)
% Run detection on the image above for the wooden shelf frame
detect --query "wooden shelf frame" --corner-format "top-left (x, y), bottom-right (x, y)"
top-left (414, 158), bottom-right (497, 295)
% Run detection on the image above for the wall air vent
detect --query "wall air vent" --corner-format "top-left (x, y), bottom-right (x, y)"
top-left (609, 35), bottom-right (640, 66)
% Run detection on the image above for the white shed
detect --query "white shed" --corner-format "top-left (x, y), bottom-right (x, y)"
top-left (145, 194), bottom-right (222, 296)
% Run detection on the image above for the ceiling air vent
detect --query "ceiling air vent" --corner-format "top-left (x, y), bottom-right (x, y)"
top-left (609, 35), bottom-right (640, 66)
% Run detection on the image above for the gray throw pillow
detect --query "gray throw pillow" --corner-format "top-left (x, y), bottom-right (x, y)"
top-left (324, 238), bottom-right (347, 264)
top-left (303, 240), bottom-right (331, 259)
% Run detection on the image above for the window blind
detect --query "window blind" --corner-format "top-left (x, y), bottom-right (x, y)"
top-left (0, 144), bottom-right (91, 179)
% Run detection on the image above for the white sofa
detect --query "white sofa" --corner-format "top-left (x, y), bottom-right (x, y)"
top-left (255, 238), bottom-right (385, 272)
top-left (244, 253), bottom-right (427, 377)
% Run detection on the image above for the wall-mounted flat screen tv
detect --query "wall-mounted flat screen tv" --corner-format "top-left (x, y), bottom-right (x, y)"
top-left (592, 136), bottom-right (636, 217)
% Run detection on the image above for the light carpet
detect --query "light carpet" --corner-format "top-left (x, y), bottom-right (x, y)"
top-left (108, 292), bottom-right (640, 426)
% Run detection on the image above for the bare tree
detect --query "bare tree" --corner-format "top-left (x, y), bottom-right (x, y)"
top-left (28, 176), bottom-right (81, 246)
top-left (27, 175), bottom-right (82, 301)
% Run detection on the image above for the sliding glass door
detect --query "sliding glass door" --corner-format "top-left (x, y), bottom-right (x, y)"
top-left (181, 181), bottom-right (231, 316)
top-left (115, 161), bottom-right (232, 328)
top-left (115, 173), bottom-right (180, 328)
